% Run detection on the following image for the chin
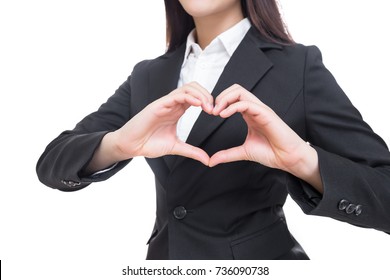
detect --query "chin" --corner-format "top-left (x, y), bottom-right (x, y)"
top-left (178, 0), bottom-right (241, 19)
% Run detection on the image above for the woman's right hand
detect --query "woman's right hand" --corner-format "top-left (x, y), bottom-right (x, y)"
top-left (86, 82), bottom-right (213, 173)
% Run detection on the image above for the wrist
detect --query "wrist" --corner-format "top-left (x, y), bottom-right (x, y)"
top-left (104, 131), bottom-right (130, 162)
top-left (288, 143), bottom-right (324, 193)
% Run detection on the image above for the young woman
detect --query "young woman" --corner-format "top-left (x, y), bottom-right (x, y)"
top-left (36, 0), bottom-right (390, 259)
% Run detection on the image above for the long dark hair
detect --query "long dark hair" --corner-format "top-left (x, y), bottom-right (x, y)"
top-left (164, 0), bottom-right (294, 52)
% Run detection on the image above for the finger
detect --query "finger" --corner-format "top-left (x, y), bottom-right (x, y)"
top-left (220, 100), bottom-right (293, 145)
top-left (184, 83), bottom-right (214, 113)
top-left (214, 84), bottom-right (241, 104)
top-left (171, 141), bottom-right (210, 166)
top-left (213, 84), bottom-right (241, 115)
top-left (213, 85), bottom-right (260, 115)
top-left (164, 92), bottom-right (203, 108)
top-left (218, 100), bottom-right (257, 119)
top-left (187, 82), bottom-right (214, 105)
top-left (170, 82), bottom-right (213, 113)
top-left (209, 146), bottom-right (247, 167)
top-left (218, 100), bottom-right (274, 123)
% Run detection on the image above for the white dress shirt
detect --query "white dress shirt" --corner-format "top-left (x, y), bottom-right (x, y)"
top-left (176, 18), bottom-right (251, 142)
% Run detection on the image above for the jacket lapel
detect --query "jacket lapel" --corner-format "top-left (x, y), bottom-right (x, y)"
top-left (186, 28), bottom-right (280, 146)
top-left (171, 28), bottom-right (282, 170)
top-left (148, 44), bottom-right (186, 103)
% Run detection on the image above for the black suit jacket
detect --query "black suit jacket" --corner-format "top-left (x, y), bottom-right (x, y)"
top-left (37, 28), bottom-right (390, 259)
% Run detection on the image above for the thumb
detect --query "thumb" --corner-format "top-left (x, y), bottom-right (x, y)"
top-left (209, 146), bottom-right (247, 167)
top-left (171, 141), bottom-right (210, 166)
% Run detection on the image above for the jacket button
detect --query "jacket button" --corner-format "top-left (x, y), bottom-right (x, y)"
top-left (355, 205), bottom-right (363, 216)
top-left (173, 206), bottom-right (187, 220)
top-left (61, 180), bottom-right (81, 187)
top-left (346, 204), bottom-right (357, 214)
top-left (338, 199), bottom-right (349, 211)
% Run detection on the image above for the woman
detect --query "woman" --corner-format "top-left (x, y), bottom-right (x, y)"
top-left (36, 0), bottom-right (390, 259)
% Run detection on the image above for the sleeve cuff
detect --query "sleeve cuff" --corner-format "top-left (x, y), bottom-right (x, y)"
top-left (86, 162), bottom-right (119, 179)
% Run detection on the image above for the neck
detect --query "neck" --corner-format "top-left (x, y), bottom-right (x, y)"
top-left (194, 10), bottom-right (244, 49)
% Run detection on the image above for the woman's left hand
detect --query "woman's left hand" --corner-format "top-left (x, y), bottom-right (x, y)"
top-left (209, 84), bottom-right (323, 192)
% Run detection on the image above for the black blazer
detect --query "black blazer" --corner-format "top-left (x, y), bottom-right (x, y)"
top-left (36, 28), bottom-right (390, 259)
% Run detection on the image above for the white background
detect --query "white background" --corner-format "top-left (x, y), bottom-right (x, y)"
top-left (1, 0), bottom-right (390, 279)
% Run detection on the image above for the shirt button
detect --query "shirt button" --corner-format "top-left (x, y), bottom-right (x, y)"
top-left (173, 206), bottom-right (187, 220)
top-left (338, 199), bottom-right (349, 211)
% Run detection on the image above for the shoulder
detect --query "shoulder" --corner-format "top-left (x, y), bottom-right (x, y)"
top-left (267, 42), bottom-right (322, 63)
top-left (259, 42), bottom-right (325, 76)
top-left (247, 27), bottom-right (320, 61)
top-left (124, 55), bottom-right (164, 86)
top-left (131, 57), bottom-right (158, 76)
top-left (282, 43), bottom-right (324, 66)
top-left (131, 48), bottom-right (182, 76)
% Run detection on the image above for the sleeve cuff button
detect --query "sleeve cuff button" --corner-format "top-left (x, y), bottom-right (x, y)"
top-left (355, 205), bottom-right (363, 216)
top-left (338, 199), bottom-right (349, 211)
top-left (61, 180), bottom-right (81, 187)
top-left (346, 204), bottom-right (357, 214)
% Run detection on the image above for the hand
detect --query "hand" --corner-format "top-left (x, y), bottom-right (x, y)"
top-left (209, 84), bottom-right (322, 191)
top-left (113, 82), bottom-right (213, 165)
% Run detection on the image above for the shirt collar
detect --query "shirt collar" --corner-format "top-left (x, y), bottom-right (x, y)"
top-left (183, 18), bottom-right (251, 60)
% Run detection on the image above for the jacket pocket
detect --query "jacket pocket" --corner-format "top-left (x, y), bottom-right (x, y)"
top-left (230, 218), bottom-right (294, 260)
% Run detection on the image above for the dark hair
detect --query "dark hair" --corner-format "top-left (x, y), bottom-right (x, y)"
top-left (164, 0), bottom-right (294, 52)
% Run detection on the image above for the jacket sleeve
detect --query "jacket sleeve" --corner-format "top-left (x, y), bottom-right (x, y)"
top-left (287, 45), bottom-right (390, 233)
top-left (36, 74), bottom-right (134, 191)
